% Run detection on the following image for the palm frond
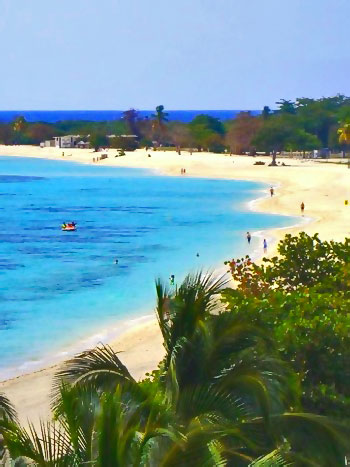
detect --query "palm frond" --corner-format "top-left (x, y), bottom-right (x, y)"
top-left (0, 392), bottom-right (17, 422)
top-left (52, 344), bottom-right (135, 404)
top-left (271, 412), bottom-right (349, 466)
top-left (2, 419), bottom-right (77, 466)
top-left (249, 448), bottom-right (291, 466)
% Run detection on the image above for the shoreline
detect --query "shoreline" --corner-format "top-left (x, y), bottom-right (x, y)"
top-left (1, 145), bottom-right (349, 425)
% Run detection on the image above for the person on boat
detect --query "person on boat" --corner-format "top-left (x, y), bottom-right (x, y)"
top-left (62, 223), bottom-right (66, 229)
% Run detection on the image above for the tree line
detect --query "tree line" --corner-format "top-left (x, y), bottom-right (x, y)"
top-left (1, 96), bottom-right (350, 153)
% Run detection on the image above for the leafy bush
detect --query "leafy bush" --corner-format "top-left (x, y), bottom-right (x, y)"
top-left (223, 233), bottom-right (350, 418)
top-left (110, 136), bottom-right (139, 151)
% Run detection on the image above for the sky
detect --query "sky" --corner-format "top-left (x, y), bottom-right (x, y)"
top-left (0, 0), bottom-right (349, 110)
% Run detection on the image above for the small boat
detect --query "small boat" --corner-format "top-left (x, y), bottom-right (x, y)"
top-left (62, 223), bottom-right (77, 231)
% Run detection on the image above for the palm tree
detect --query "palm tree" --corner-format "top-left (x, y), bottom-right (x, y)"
top-left (151, 105), bottom-right (169, 144)
top-left (261, 106), bottom-right (271, 120)
top-left (0, 393), bottom-right (17, 465)
top-left (152, 105), bottom-right (168, 128)
top-left (276, 99), bottom-right (296, 115)
top-left (122, 108), bottom-right (140, 136)
top-left (1, 273), bottom-right (349, 465)
top-left (337, 123), bottom-right (350, 144)
top-left (338, 123), bottom-right (350, 160)
top-left (0, 393), bottom-right (17, 423)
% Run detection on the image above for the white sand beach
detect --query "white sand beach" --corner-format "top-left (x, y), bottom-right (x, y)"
top-left (1, 145), bottom-right (350, 426)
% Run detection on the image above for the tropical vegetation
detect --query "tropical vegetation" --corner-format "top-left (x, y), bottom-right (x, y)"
top-left (1, 94), bottom-right (350, 154)
top-left (224, 232), bottom-right (350, 419)
top-left (1, 267), bottom-right (349, 465)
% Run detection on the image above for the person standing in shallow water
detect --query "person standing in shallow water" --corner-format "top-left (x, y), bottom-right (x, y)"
top-left (246, 232), bottom-right (251, 244)
top-left (263, 238), bottom-right (267, 254)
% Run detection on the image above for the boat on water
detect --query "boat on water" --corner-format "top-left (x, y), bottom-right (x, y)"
top-left (62, 222), bottom-right (77, 231)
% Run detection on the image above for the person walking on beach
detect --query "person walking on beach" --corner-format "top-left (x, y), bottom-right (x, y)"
top-left (246, 232), bottom-right (252, 244)
top-left (270, 186), bottom-right (274, 197)
top-left (263, 238), bottom-right (267, 254)
top-left (301, 202), bottom-right (305, 215)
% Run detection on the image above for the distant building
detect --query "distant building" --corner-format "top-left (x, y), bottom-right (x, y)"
top-left (54, 135), bottom-right (80, 148)
top-left (107, 134), bottom-right (138, 139)
top-left (40, 140), bottom-right (55, 148)
top-left (76, 141), bottom-right (90, 149)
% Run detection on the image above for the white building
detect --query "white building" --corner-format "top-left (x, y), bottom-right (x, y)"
top-left (54, 135), bottom-right (80, 148)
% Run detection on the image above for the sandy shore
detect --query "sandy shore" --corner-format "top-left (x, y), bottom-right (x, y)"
top-left (1, 145), bottom-right (350, 427)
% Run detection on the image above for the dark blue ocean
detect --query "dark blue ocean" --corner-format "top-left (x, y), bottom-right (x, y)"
top-left (0, 156), bottom-right (295, 379)
top-left (0, 110), bottom-right (260, 124)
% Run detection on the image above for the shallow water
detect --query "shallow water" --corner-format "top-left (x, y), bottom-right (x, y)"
top-left (0, 156), bottom-right (295, 378)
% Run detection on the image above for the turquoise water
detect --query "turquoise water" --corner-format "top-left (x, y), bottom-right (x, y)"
top-left (0, 156), bottom-right (295, 379)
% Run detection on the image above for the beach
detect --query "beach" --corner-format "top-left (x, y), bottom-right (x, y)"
top-left (1, 145), bottom-right (350, 427)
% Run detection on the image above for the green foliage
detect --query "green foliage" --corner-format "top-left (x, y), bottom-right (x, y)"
top-left (223, 233), bottom-right (350, 418)
top-left (261, 106), bottom-right (271, 120)
top-left (2, 272), bottom-right (349, 465)
top-left (89, 133), bottom-right (108, 151)
top-left (110, 136), bottom-right (138, 151)
top-left (122, 108), bottom-right (140, 136)
top-left (4, 94), bottom-right (350, 153)
top-left (0, 393), bottom-right (17, 422)
top-left (189, 114), bottom-right (225, 150)
top-left (276, 99), bottom-right (296, 114)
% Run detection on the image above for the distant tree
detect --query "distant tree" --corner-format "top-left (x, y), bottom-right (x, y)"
top-left (89, 133), bottom-right (108, 152)
top-left (252, 114), bottom-right (298, 154)
top-left (0, 124), bottom-right (14, 145)
top-left (285, 129), bottom-right (321, 152)
top-left (152, 105), bottom-right (168, 132)
top-left (190, 114), bottom-right (225, 134)
top-left (12, 116), bottom-right (28, 144)
top-left (122, 108), bottom-right (140, 136)
top-left (189, 114), bottom-right (225, 150)
top-left (338, 123), bottom-right (350, 157)
top-left (296, 95), bottom-right (350, 147)
top-left (150, 105), bottom-right (169, 144)
top-left (25, 123), bottom-right (55, 144)
top-left (168, 122), bottom-right (193, 150)
top-left (276, 99), bottom-right (296, 114)
top-left (12, 116), bottom-right (27, 133)
top-left (338, 123), bottom-right (350, 144)
top-left (137, 117), bottom-right (153, 144)
top-left (225, 112), bottom-right (261, 154)
top-left (110, 136), bottom-right (139, 151)
top-left (262, 106), bottom-right (271, 119)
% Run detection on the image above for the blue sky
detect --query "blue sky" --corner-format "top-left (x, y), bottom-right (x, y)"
top-left (0, 0), bottom-right (349, 110)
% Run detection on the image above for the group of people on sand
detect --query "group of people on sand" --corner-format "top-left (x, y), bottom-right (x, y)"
top-left (246, 231), bottom-right (268, 253)
top-left (244, 188), bottom-right (306, 254)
